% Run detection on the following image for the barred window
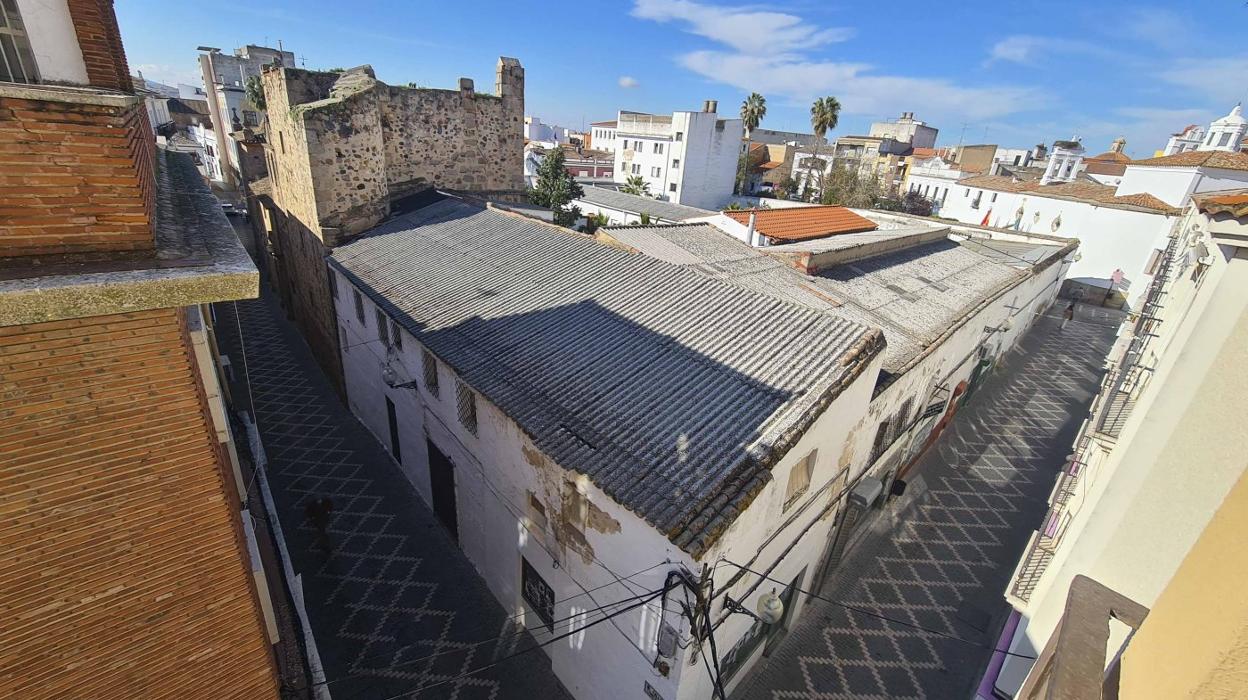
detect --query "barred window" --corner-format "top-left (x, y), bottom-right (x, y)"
top-left (353, 289), bottom-right (365, 324)
top-left (783, 450), bottom-right (816, 512)
top-left (456, 380), bottom-right (477, 435)
top-left (391, 319), bottom-right (403, 351)
top-left (422, 350), bottom-right (439, 396)
top-left (868, 419), bottom-right (891, 466)
top-left (376, 309), bottom-right (391, 346)
top-left (0, 1), bottom-right (39, 84)
top-left (327, 269), bottom-right (338, 299)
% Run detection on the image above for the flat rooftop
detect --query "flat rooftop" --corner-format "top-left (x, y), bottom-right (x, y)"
top-left (330, 198), bottom-right (883, 555)
top-left (603, 223), bottom-right (1063, 378)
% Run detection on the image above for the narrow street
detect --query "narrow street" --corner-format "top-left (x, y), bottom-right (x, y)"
top-left (215, 290), bottom-right (570, 700)
top-left (736, 307), bottom-right (1120, 700)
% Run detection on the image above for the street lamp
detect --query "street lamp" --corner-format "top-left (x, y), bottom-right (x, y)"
top-left (381, 365), bottom-right (419, 390)
top-left (723, 589), bottom-right (784, 625)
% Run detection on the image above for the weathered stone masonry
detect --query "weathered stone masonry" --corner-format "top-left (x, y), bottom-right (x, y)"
top-left (254, 58), bottom-right (524, 391)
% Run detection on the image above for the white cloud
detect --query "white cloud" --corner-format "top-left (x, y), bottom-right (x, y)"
top-left (631, 0), bottom-right (853, 55)
top-left (633, 0), bottom-right (1038, 124)
top-left (618, 75), bottom-right (640, 89)
top-left (985, 35), bottom-right (1126, 67)
top-left (1121, 8), bottom-right (1195, 50)
top-left (1159, 57), bottom-right (1248, 106)
top-left (679, 51), bottom-right (1043, 121)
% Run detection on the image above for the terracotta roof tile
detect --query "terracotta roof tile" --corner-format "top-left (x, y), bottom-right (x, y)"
top-left (959, 175), bottom-right (1180, 214)
top-left (1087, 151), bottom-right (1132, 163)
top-left (1131, 150), bottom-right (1248, 171)
top-left (1195, 190), bottom-right (1248, 217)
top-left (724, 206), bottom-right (878, 242)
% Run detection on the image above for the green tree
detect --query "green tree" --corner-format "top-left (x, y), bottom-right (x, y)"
top-left (527, 147), bottom-right (584, 228)
top-left (819, 164), bottom-right (881, 208)
top-left (737, 92), bottom-right (767, 194)
top-left (639, 212), bottom-right (652, 225)
top-left (808, 96), bottom-right (842, 197)
top-left (581, 212), bottom-right (609, 235)
top-left (244, 75), bottom-right (266, 112)
top-left (775, 174), bottom-right (798, 200)
top-left (620, 175), bottom-right (651, 197)
top-left (901, 190), bottom-right (934, 216)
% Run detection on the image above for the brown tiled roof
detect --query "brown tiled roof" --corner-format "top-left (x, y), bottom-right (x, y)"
top-left (1195, 191), bottom-right (1248, 217)
top-left (1087, 151), bottom-right (1132, 163)
top-left (1084, 160), bottom-right (1128, 177)
top-left (959, 175), bottom-right (1179, 214)
top-left (910, 147), bottom-right (939, 159)
top-left (1130, 150), bottom-right (1248, 171)
top-left (724, 206), bottom-right (878, 242)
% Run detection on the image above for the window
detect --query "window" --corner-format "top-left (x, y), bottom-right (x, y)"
top-left (621, 139), bottom-right (629, 150)
top-left (278, 131), bottom-right (285, 154)
top-left (353, 289), bottom-right (366, 324)
top-left (1218, 132), bottom-right (1232, 147)
top-left (0, 1), bottom-right (39, 84)
top-left (892, 398), bottom-right (915, 444)
top-left (964, 188), bottom-right (970, 197)
top-left (672, 158), bottom-right (680, 169)
top-left (991, 192), bottom-right (998, 202)
top-left (651, 166), bottom-right (661, 177)
top-left (675, 131), bottom-right (683, 141)
top-left (327, 269), bottom-right (338, 299)
top-left (243, 110), bottom-right (259, 127)
top-left (391, 319), bottom-right (403, 351)
top-left (653, 143), bottom-right (663, 154)
top-left (669, 183), bottom-right (677, 193)
top-left (456, 380), bottom-right (477, 435)
top-left (631, 163), bottom-right (641, 174)
top-left (340, 325), bottom-right (349, 353)
top-left (868, 418), bottom-right (891, 466)
top-left (376, 308), bottom-right (390, 347)
top-left (783, 450), bottom-right (816, 511)
top-left (422, 350), bottom-right (439, 396)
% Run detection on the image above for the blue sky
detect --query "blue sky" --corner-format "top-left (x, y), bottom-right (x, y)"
top-left (118, 0), bottom-right (1247, 158)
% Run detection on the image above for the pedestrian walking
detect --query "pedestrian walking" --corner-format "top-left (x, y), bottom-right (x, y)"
top-left (305, 496), bottom-right (335, 553)
top-left (1060, 302), bottom-right (1075, 331)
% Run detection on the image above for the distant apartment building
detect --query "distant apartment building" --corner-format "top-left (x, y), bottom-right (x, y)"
top-left (251, 59), bottom-right (525, 389)
top-left (0, 1), bottom-right (281, 697)
top-left (793, 112), bottom-right (940, 198)
top-left (748, 126), bottom-right (819, 148)
top-left (612, 101), bottom-right (744, 210)
top-left (987, 190), bottom-right (1248, 699)
top-left (524, 142), bottom-right (614, 186)
top-left (587, 118), bottom-right (617, 151)
top-left (197, 44), bottom-right (295, 187)
top-left (524, 115), bottom-right (570, 144)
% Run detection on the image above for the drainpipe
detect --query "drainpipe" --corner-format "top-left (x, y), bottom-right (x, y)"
top-left (747, 211), bottom-right (757, 246)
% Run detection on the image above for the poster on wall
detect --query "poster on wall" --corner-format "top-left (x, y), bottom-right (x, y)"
top-left (522, 557), bottom-right (555, 631)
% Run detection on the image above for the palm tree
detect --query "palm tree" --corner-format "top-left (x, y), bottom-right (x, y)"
top-left (808, 96), bottom-right (841, 198)
top-left (621, 175), bottom-right (651, 197)
top-left (738, 93), bottom-right (767, 194)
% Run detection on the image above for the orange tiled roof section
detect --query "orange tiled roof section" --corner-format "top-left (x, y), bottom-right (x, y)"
top-left (959, 175), bottom-right (1180, 214)
top-left (724, 205), bottom-right (878, 242)
top-left (1087, 151), bottom-right (1132, 163)
top-left (1196, 191), bottom-right (1248, 217)
top-left (1131, 150), bottom-right (1248, 171)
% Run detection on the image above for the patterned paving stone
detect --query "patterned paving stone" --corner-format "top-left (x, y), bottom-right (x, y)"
top-left (215, 293), bottom-right (570, 700)
top-left (736, 309), bottom-right (1118, 700)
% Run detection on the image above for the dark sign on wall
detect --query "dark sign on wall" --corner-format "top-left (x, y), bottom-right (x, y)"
top-left (522, 557), bottom-right (555, 631)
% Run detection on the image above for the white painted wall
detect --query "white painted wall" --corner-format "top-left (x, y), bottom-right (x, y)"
top-left (590, 126), bottom-right (617, 152)
top-left (143, 97), bottom-right (171, 132)
top-left (15, 0), bottom-right (88, 84)
top-left (935, 183), bottom-right (1175, 307)
top-left (673, 111), bottom-right (742, 210)
top-left (1117, 165), bottom-right (1248, 207)
top-left (996, 215), bottom-right (1248, 695)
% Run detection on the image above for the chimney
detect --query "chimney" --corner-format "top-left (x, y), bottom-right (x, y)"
top-left (703, 99), bottom-right (718, 113)
top-left (459, 78), bottom-right (474, 97)
top-left (746, 211), bottom-right (758, 246)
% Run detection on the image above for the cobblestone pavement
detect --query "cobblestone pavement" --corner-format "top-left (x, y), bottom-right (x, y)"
top-left (736, 306), bottom-right (1119, 700)
top-left (216, 293), bottom-right (570, 700)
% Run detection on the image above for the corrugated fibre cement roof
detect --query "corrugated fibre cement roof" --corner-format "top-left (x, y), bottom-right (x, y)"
top-left (331, 199), bottom-right (883, 556)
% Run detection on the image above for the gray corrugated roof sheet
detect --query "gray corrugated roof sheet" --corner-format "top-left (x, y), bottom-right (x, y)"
top-left (331, 200), bottom-right (882, 556)
top-left (606, 224), bottom-right (1060, 376)
top-left (576, 186), bottom-right (713, 222)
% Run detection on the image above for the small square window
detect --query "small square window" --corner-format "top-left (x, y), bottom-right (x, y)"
top-left (783, 450), bottom-right (816, 511)
top-left (376, 309), bottom-right (390, 347)
top-left (675, 132), bottom-right (683, 141)
top-left (422, 350), bottom-right (439, 396)
top-left (353, 289), bottom-right (365, 324)
top-left (456, 380), bottom-right (477, 435)
top-left (672, 159), bottom-right (680, 169)
top-left (669, 183), bottom-right (677, 192)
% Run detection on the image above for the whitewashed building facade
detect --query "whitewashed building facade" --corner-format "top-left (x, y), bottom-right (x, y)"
top-left (612, 103), bottom-right (743, 210)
